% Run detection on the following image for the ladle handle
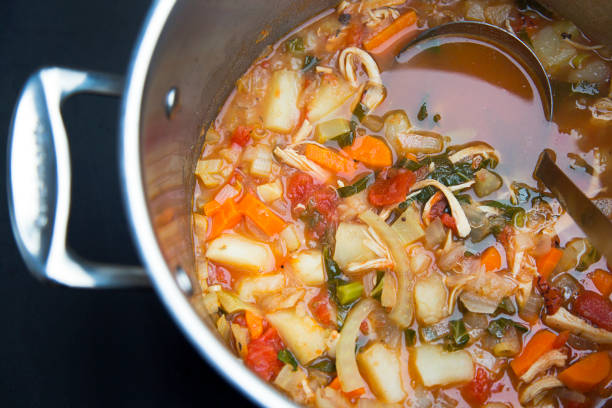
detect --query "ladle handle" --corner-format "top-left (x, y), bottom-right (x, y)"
top-left (535, 150), bottom-right (612, 263)
top-left (7, 67), bottom-right (149, 288)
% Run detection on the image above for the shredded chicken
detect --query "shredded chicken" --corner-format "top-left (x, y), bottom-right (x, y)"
top-left (519, 376), bottom-right (563, 405)
top-left (410, 179), bottom-right (471, 237)
top-left (365, 7), bottom-right (400, 27)
top-left (346, 258), bottom-right (394, 273)
top-left (273, 146), bottom-right (331, 182)
top-left (545, 307), bottom-right (612, 344)
top-left (359, 0), bottom-right (406, 12)
top-left (338, 47), bottom-right (386, 112)
top-left (449, 143), bottom-right (500, 164)
top-left (291, 119), bottom-right (313, 144)
top-left (520, 349), bottom-right (567, 383)
top-left (562, 38), bottom-right (604, 51)
top-left (590, 97), bottom-right (612, 121)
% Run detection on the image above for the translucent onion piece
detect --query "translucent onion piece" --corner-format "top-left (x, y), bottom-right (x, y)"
top-left (337, 298), bottom-right (377, 392)
top-left (359, 210), bottom-right (414, 327)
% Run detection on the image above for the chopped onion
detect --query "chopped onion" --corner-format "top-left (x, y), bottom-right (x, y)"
top-left (551, 273), bottom-right (583, 305)
top-left (463, 312), bottom-right (489, 330)
top-left (425, 218), bottom-right (446, 249)
top-left (460, 291), bottom-right (499, 314)
top-left (532, 234), bottom-right (553, 257)
top-left (381, 271), bottom-right (397, 308)
top-left (359, 210), bottom-right (414, 327)
top-left (337, 298), bottom-right (377, 392)
top-left (518, 291), bottom-right (544, 323)
top-left (473, 169), bottom-right (502, 198)
top-left (492, 326), bottom-right (521, 357)
top-left (397, 130), bottom-right (444, 154)
top-left (438, 243), bottom-right (466, 272)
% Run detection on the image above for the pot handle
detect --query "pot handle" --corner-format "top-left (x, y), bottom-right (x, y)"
top-left (8, 67), bottom-right (149, 288)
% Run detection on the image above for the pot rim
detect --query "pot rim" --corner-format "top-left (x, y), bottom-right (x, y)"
top-left (119, 1), bottom-right (296, 407)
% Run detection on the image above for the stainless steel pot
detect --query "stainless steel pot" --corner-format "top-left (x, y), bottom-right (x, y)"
top-left (8, 1), bottom-right (337, 406)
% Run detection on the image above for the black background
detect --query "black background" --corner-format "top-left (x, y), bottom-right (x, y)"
top-left (1, 1), bottom-right (253, 406)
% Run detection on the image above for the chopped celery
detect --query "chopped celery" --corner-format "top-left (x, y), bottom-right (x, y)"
top-left (315, 118), bottom-right (351, 143)
top-left (286, 37), bottom-right (304, 54)
top-left (473, 168), bottom-right (502, 197)
top-left (337, 282), bottom-right (364, 305)
top-left (337, 173), bottom-right (373, 198)
top-left (309, 358), bottom-right (336, 373)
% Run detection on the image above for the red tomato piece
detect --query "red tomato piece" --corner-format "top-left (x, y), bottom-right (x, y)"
top-left (573, 291), bottom-right (612, 331)
top-left (536, 276), bottom-right (563, 315)
top-left (312, 187), bottom-right (339, 219)
top-left (310, 292), bottom-right (333, 326)
top-left (461, 366), bottom-right (492, 405)
top-left (287, 172), bottom-right (317, 206)
top-left (233, 313), bottom-right (247, 328)
top-left (207, 263), bottom-right (232, 290)
top-left (429, 197), bottom-right (448, 220)
top-left (368, 170), bottom-right (415, 206)
top-left (230, 125), bottom-right (252, 147)
top-left (245, 327), bottom-right (284, 381)
top-left (440, 213), bottom-right (457, 231)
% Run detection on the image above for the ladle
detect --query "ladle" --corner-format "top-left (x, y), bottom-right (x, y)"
top-left (398, 21), bottom-right (612, 261)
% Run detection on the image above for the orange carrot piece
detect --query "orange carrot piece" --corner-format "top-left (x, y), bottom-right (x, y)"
top-left (405, 153), bottom-right (418, 162)
top-left (510, 330), bottom-right (558, 377)
top-left (238, 192), bottom-right (287, 236)
top-left (535, 247), bottom-right (563, 280)
top-left (204, 199), bottom-right (222, 216)
top-left (591, 269), bottom-right (612, 298)
top-left (558, 352), bottom-right (611, 392)
top-left (480, 246), bottom-right (502, 272)
top-left (552, 330), bottom-right (571, 349)
top-left (245, 310), bottom-right (264, 340)
top-left (305, 144), bottom-right (358, 174)
top-left (364, 10), bottom-right (418, 52)
top-left (343, 135), bottom-right (393, 168)
top-left (329, 377), bottom-right (341, 390)
top-left (208, 199), bottom-right (242, 239)
top-left (328, 377), bottom-right (365, 399)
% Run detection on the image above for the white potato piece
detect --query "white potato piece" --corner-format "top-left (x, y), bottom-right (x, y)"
top-left (280, 224), bottom-right (303, 253)
top-left (306, 75), bottom-right (355, 123)
top-left (413, 345), bottom-right (474, 387)
top-left (267, 308), bottom-right (329, 364)
top-left (357, 343), bottom-right (406, 403)
top-left (263, 70), bottom-right (303, 133)
top-left (333, 222), bottom-right (379, 270)
top-left (414, 274), bottom-right (448, 325)
top-left (237, 274), bottom-right (285, 303)
top-left (290, 249), bottom-right (325, 285)
top-left (257, 180), bottom-right (283, 203)
top-left (206, 234), bottom-right (275, 273)
top-left (530, 21), bottom-right (578, 74)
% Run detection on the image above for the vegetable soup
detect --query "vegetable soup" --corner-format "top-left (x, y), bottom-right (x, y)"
top-left (191, 1), bottom-right (612, 406)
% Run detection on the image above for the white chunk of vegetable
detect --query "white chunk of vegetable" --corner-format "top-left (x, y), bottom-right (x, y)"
top-left (357, 343), bottom-right (406, 403)
top-left (290, 249), bottom-right (326, 286)
top-left (414, 274), bottom-right (448, 325)
top-left (280, 224), bottom-right (303, 253)
top-left (250, 145), bottom-right (273, 178)
top-left (333, 222), bottom-right (379, 270)
top-left (257, 180), bottom-right (283, 203)
top-left (195, 158), bottom-right (226, 188)
top-left (413, 344), bottom-right (474, 387)
top-left (263, 70), bottom-right (304, 133)
top-left (237, 274), bottom-right (285, 303)
top-left (391, 205), bottom-right (425, 246)
top-left (231, 322), bottom-right (250, 358)
top-left (530, 22), bottom-right (579, 74)
top-left (307, 74), bottom-right (355, 123)
top-left (267, 308), bottom-right (330, 364)
top-left (274, 365), bottom-right (312, 405)
top-left (193, 213), bottom-right (208, 243)
top-left (206, 234), bottom-right (275, 273)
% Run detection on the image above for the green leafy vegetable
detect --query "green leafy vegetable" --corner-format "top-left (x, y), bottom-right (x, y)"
top-left (278, 349), bottom-right (299, 370)
top-left (337, 282), bottom-right (364, 305)
top-left (302, 55), bottom-right (319, 72)
top-left (310, 358), bottom-right (336, 373)
top-left (487, 318), bottom-right (528, 339)
top-left (323, 246), bottom-right (350, 327)
top-left (353, 102), bottom-right (368, 121)
top-left (445, 320), bottom-right (469, 351)
top-left (481, 200), bottom-right (526, 224)
top-left (337, 173), bottom-right (374, 198)
top-left (433, 113), bottom-right (441, 123)
top-left (405, 329), bottom-right (417, 346)
top-left (370, 272), bottom-right (384, 299)
top-left (417, 102), bottom-right (428, 121)
top-left (286, 37), bottom-right (305, 54)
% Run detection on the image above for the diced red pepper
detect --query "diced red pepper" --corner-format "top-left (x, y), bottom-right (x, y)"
top-left (461, 366), bottom-right (492, 405)
top-left (230, 125), bottom-right (252, 147)
top-left (573, 291), bottom-right (612, 331)
top-left (245, 327), bottom-right (284, 381)
top-left (368, 169), bottom-right (415, 206)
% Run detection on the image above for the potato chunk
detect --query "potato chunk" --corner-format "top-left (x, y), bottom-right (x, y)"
top-left (267, 309), bottom-right (329, 364)
top-left (414, 345), bottom-right (474, 387)
top-left (290, 249), bottom-right (325, 285)
top-left (306, 74), bottom-right (354, 123)
top-left (357, 343), bottom-right (406, 403)
top-left (333, 222), bottom-right (378, 270)
top-left (206, 234), bottom-right (275, 273)
top-left (414, 274), bottom-right (448, 325)
top-left (237, 274), bottom-right (285, 302)
top-left (263, 70), bottom-right (303, 133)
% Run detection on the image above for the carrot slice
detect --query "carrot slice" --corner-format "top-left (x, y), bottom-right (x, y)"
top-left (328, 376), bottom-right (365, 399)
top-left (208, 199), bottom-right (242, 239)
top-left (591, 269), bottom-right (612, 298)
top-left (364, 10), bottom-right (418, 52)
top-left (552, 330), bottom-right (571, 349)
top-left (304, 144), bottom-right (358, 174)
top-left (480, 246), bottom-right (502, 272)
top-left (558, 351), bottom-right (611, 392)
top-left (329, 376), bottom-right (341, 390)
top-left (238, 192), bottom-right (287, 236)
top-left (510, 330), bottom-right (558, 377)
top-left (535, 247), bottom-right (563, 280)
top-left (245, 310), bottom-right (264, 340)
top-left (343, 135), bottom-right (393, 168)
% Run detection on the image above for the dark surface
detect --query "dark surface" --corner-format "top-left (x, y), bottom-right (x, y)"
top-left (1, 1), bottom-right (252, 406)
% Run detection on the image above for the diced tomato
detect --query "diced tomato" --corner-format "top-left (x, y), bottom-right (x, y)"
top-left (287, 172), bottom-right (317, 206)
top-left (312, 187), bottom-right (339, 219)
top-left (233, 313), bottom-right (247, 328)
top-left (310, 292), bottom-right (333, 326)
top-left (207, 263), bottom-right (232, 290)
top-left (368, 169), bottom-right (415, 206)
top-left (440, 213), bottom-right (457, 231)
top-left (429, 196), bottom-right (448, 220)
top-left (230, 125), bottom-right (252, 147)
top-left (573, 291), bottom-right (612, 331)
top-left (536, 276), bottom-right (563, 315)
top-left (461, 366), bottom-right (492, 405)
top-left (245, 327), bottom-right (284, 381)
